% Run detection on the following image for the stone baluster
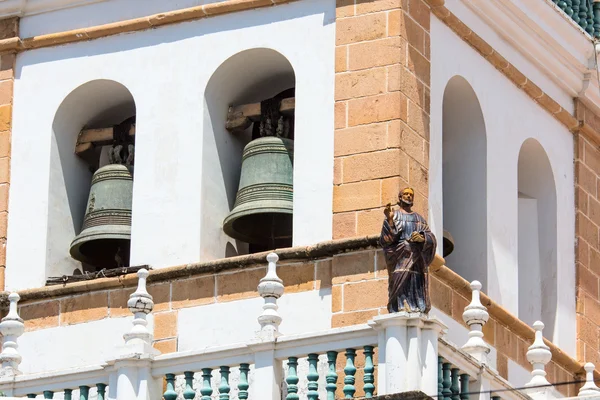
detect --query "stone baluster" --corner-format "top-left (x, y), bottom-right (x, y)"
top-left (43, 390), bottom-right (53, 399)
top-left (573, 0), bottom-right (581, 23)
top-left (307, 353), bottom-right (319, 400)
top-left (594, 0), bottom-right (600, 37)
top-left (257, 252), bottom-right (284, 339)
top-left (524, 321), bottom-right (553, 398)
top-left (286, 357), bottom-right (299, 400)
top-left (218, 366), bottom-right (231, 400)
top-left (26, 394), bottom-right (35, 398)
top-left (343, 349), bottom-right (357, 398)
top-left (588, 0), bottom-right (596, 34)
top-left (580, 0), bottom-right (589, 27)
top-left (0, 293), bottom-right (24, 376)
top-left (363, 346), bottom-right (375, 398)
top-left (163, 374), bottom-right (177, 400)
top-left (183, 371), bottom-right (195, 399)
top-left (459, 374), bottom-right (469, 400)
top-left (78, 386), bottom-right (89, 400)
top-left (326, 351), bottom-right (338, 400)
top-left (238, 363), bottom-right (250, 400)
top-left (64, 389), bottom-right (72, 400)
top-left (462, 281), bottom-right (490, 364)
top-left (450, 368), bottom-right (460, 400)
top-left (438, 357), bottom-right (444, 398)
top-left (124, 269), bottom-right (154, 349)
top-left (578, 362), bottom-right (600, 397)
top-left (200, 368), bottom-right (213, 400)
top-left (96, 383), bottom-right (106, 400)
top-left (442, 362), bottom-right (452, 399)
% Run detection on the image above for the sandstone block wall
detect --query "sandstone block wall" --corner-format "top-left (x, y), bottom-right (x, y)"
top-left (333, 0), bottom-right (431, 239)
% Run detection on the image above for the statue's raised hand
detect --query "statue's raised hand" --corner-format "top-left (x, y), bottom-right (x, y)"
top-left (384, 203), bottom-right (394, 224)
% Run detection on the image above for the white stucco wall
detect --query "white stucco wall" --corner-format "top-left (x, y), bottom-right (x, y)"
top-left (6, 0), bottom-right (335, 290)
top-left (430, 17), bottom-right (576, 355)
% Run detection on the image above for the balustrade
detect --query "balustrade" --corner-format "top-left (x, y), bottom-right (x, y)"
top-left (552, 0), bottom-right (600, 38)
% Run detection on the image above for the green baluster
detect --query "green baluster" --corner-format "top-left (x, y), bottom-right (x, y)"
top-left (363, 346), bottom-right (375, 398)
top-left (573, 0), bottom-right (587, 29)
top-left (459, 374), bottom-right (470, 400)
top-left (326, 351), bottom-right (338, 400)
top-left (343, 349), bottom-right (357, 398)
top-left (559, 0), bottom-right (569, 14)
top-left (43, 391), bottom-right (53, 399)
top-left (491, 397), bottom-right (501, 400)
top-left (183, 371), bottom-right (195, 399)
top-left (450, 368), bottom-right (460, 400)
top-left (566, 0), bottom-right (574, 16)
top-left (163, 374), bottom-right (177, 400)
top-left (438, 357), bottom-right (444, 398)
top-left (96, 384), bottom-right (106, 400)
top-left (200, 368), bottom-right (213, 400)
top-left (64, 389), bottom-right (72, 400)
top-left (442, 363), bottom-right (452, 399)
top-left (78, 386), bottom-right (89, 400)
top-left (219, 366), bottom-right (230, 400)
top-left (307, 353), bottom-right (319, 400)
top-left (594, 0), bottom-right (600, 37)
top-left (588, 0), bottom-right (595, 34)
top-left (27, 395), bottom-right (36, 399)
top-left (239, 363), bottom-right (250, 400)
top-left (573, 0), bottom-right (581, 23)
top-left (286, 357), bottom-right (300, 400)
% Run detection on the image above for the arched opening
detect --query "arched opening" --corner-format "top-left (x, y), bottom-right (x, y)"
top-left (517, 138), bottom-right (557, 337)
top-left (202, 48), bottom-right (295, 259)
top-left (48, 80), bottom-right (136, 278)
top-left (442, 76), bottom-right (488, 289)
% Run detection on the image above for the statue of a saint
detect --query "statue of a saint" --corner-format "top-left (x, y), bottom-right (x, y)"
top-left (380, 187), bottom-right (437, 314)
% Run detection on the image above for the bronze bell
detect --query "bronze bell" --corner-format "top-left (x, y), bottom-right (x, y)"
top-left (70, 146), bottom-right (134, 269)
top-left (223, 91), bottom-right (295, 250)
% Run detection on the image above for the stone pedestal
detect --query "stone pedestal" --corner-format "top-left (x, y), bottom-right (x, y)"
top-left (369, 313), bottom-right (446, 396)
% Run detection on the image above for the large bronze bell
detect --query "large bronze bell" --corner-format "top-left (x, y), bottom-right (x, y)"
top-left (223, 136), bottom-right (294, 249)
top-left (69, 163), bottom-right (133, 269)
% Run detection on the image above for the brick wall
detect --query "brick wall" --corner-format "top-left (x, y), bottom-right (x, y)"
top-left (0, 18), bottom-right (17, 291)
top-left (17, 259), bottom-right (332, 353)
top-left (574, 100), bottom-right (600, 370)
top-left (333, 0), bottom-right (431, 239)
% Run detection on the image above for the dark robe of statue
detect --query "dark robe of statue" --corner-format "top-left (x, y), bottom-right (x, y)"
top-left (380, 196), bottom-right (437, 314)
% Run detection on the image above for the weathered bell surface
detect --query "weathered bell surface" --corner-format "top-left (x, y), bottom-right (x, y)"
top-left (223, 136), bottom-right (294, 248)
top-left (443, 229), bottom-right (455, 257)
top-left (69, 163), bottom-right (133, 269)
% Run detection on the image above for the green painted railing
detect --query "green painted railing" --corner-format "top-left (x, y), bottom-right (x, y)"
top-left (552, 0), bottom-right (600, 38)
top-left (163, 365), bottom-right (250, 399)
top-left (25, 383), bottom-right (108, 399)
top-left (437, 357), bottom-right (472, 400)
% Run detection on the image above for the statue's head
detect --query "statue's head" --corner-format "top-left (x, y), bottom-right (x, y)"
top-left (398, 187), bottom-right (415, 206)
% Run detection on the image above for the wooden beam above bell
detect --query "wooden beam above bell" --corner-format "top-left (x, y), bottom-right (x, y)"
top-left (226, 97), bottom-right (295, 132)
top-left (74, 125), bottom-right (136, 165)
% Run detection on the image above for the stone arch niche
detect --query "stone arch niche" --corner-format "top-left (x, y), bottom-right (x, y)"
top-left (442, 75), bottom-right (488, 290)
top-left (49, 80), bottom-right (136, 278)
top-left (517, 138), bottom-right (557, 337)
top-left (202, 48), bottom-right (296, 259)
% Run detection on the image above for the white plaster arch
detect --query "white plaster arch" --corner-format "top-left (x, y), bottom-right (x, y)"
top-left (47, 79), bottom-right (137, 278)
top-left (517, 138), bottom-right (558, 338)
top-left (202, 48), bottom-right (296, 259)
top-left (442, 75), bottom-right (488, 291)
top-left (431, 17), bottom-right (575, 354)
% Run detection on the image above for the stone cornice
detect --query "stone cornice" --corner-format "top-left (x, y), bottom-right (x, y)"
top-left (0, 0), bottom-right (297, 53)
top-left (458, 0), bottom-right (600, 113)
top-left (0, 0), bottom-right (105, 18)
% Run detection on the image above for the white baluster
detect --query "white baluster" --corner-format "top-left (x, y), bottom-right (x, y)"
top-left (525, 321), bottom-right (552, 388)
top-left (0, 293), bottom-right (24, 376)
top-left (256, 252), bottom-right (284, 340)
top-left (123, 268), bottom-right (154, 348)
top-left (462, 280), bottom-right (490, 364)
top-left (579, 362), bottom-right (600, 397)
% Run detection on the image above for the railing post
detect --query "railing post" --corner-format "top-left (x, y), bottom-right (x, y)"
top-left (369, 312), bottom-right (446, 396)
top-left (462, 281), bottom-right (490, 364)
top-left (106, 269), bottom-right (161, 400)
top-left (578, 362), bottom-right (600, 397)
top-left (249, 252), bottom-right (283, 400)
top-left (524, 321), bottom-right (559, 399)
top-left (0, 293), bottom-right (24, 378)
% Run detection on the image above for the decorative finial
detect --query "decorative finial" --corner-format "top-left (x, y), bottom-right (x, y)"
top-left (579, 362), bottom-right (600, 397)
top-left (462, 280), bottom-right (490, 363)
top-left (257, 253), bottom-right (284, 339)
top-left (0, 293), bottom-right (24, 375)
top-left (123, 269), bottom-right (154, 346)
top-left (525, 321), bottom-right (552, 388)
